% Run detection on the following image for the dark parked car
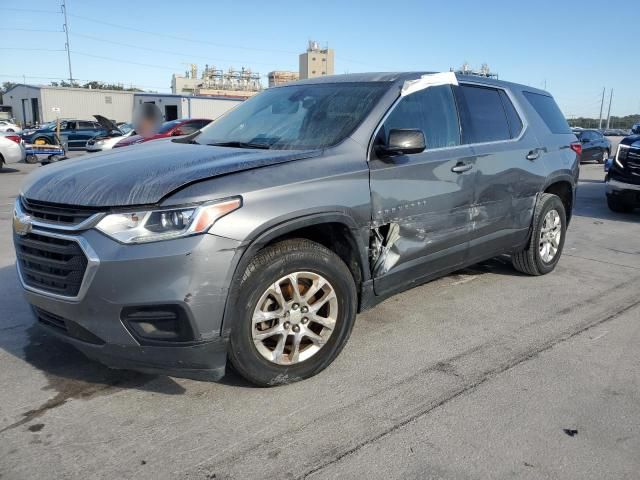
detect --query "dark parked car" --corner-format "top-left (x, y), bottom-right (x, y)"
top-left (21, 119), bottom-right (110, 150)
top-left (605, 135), bottom-right (640, 212)
top-left (113, 118), bottom-right (212, 148)
top-left (574, 129), bottom-right (611, 163)
top-left (13, 73), bottom-right (579, 386)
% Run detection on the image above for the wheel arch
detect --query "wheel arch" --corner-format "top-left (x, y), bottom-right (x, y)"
top-left (220, 212), bottom-right (370, 336)
top-left (542, 176), bottom-right (575, 224)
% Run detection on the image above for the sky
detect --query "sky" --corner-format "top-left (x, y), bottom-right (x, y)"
top-left (2, 0), bottom-right (638, 118)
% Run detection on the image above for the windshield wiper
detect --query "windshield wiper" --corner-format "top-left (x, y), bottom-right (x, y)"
top-left (208, 141), bottom-right (271, 149)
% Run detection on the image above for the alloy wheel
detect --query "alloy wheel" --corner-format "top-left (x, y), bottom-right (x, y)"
top-left (539, 209), bottom-right (561, 263)
top-left (252, 271), bottom-right (338, 365)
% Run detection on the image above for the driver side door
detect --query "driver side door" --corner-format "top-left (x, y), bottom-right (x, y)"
top-left (368, 85), bottom-right (475, 296)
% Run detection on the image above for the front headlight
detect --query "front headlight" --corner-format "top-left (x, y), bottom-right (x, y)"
top-left (95, 198), bottom-right (241, 244)
top-left (614, 144), bottom-right (628, 169)
top-left (95, 140), bottom-right (105, 146)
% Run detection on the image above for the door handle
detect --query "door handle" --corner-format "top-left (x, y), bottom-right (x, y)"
top-left (451, 162), bottom-right (473, 173)
top-left (526, 149), bottom-right (541, 161)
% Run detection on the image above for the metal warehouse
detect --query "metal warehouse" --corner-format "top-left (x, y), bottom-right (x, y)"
top-left (3, 85), bottom-right (243, 126)
top-left (133, 93), bottom-right (242, 122)
top-left (4, 85), bottom-right (134, 125)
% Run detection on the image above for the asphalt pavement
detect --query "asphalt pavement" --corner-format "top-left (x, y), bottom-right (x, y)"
top-left (0, 157), bottom-right (638, 480)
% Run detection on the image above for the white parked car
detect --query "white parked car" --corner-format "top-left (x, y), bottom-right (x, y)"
top-left (0, 120), bottom-right (22, 134)
top-left (0, 132), bottom-right (26, 169)
top-left (86, 118), bottom-right (134, 152)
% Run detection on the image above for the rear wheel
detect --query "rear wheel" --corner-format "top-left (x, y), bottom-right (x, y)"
top-left (598, 149), bottom-right (609, 164)
top-left (512, 193), bottom-right (567, 276)
top-left (607, 196), bottom-right (633, 213)
top-left (228, 239), bottom-right (357, 386)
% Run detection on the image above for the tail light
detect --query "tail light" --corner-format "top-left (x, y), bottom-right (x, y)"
top-left (5, 135), bottom-right (21, 144)
top-left (570, 142), bottom-right (582, 156)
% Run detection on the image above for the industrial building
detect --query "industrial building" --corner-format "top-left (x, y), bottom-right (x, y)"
top-left (171, 64), bottom-right (261, 99)
top-left (3, 84), bottom-right (242, 126)
top-left (299, 41), bottom-right (334, 80)
top-left (267, 71), bottom-right (300, 87)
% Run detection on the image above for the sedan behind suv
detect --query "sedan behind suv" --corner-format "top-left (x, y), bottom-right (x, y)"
top-left (13, 72), bottom-right (579, 386)
top-left (0, 132), bottom-right (26, 169)
top-left (573, 128), bottom-right (611, 163)
top-left (113, 118), bottom-right (212, 148)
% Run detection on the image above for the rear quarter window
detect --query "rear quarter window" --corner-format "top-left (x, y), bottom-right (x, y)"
top-left (459, 85), bottom-right (511, 143)
top-left (522, 91), bottom-right (571, 134)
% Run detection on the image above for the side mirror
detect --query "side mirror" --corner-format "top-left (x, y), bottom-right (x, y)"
top-left (378, 129), bottom-right (426, 156)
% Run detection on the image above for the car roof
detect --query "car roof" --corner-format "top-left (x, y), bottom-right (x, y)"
top-left (288, 71), bottom-right (549, 95)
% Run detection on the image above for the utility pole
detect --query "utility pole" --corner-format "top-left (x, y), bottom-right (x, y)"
top-left (598, 87), bottom-right (605, 130)
top-left (606, 89), bottom-right (613, 129)
top-left (62, 0), bottom-right (73, 84)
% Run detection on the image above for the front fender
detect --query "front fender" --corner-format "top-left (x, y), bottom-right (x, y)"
top-left (219, 212), bottom-right (370, 336)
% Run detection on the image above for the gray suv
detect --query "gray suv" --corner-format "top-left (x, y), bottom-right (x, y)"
top-left (13, 73), bottom-right (579, 386)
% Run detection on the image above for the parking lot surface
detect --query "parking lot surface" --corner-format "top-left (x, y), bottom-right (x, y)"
top-left (0, 160), bottom-right (638, 479)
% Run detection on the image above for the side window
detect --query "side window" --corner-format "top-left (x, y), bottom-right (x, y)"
top-left (78, 121), bottom-right (94, 129)
top-left (522, 91), bottom-right (571, 134)
top-left (380, 85), bottom-right (460, 149)
top-left (460, 85), bottom-right (511, 143)
top-left (498, 90), bottom-right (523, 138)
top-left (64, 121), bottom-right (76, 130)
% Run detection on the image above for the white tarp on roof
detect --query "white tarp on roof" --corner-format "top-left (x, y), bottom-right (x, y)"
top-left (401, 72), bottom-right (458, 97)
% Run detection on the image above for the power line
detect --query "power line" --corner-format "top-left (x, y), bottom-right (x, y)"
top-left (70, 32), bottom-right (296, 69)
top-left (0, 28), bottom-right (63, 33)
top-left (4, 7), bottom-right (60, 14)
top-left (68, 13), bottom-right (299, 55)
top-left (0, 47), bottom-right (66, 52)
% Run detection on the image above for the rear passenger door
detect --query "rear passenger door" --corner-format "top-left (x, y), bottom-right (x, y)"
top-left (456, 83), bottom-right (545, 261)
top-left (368, 85), bottom-right (475, 295)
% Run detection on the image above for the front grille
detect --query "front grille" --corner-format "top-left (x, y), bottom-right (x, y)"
top-left (20, 197), bottom-right (100, 226)
top-left (627, 148), bottom-right (640, 174)
top-left (15, 232), bottom-right (88, 296)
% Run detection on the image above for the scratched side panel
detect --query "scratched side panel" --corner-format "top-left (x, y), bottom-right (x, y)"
top-left (368, 146), bottom-right (475, 294)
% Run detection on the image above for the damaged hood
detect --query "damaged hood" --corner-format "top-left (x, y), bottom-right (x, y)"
top-left (21, 139), bottom-right (320, 207)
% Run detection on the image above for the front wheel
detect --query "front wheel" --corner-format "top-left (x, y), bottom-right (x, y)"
top-left (512, 193), bottom-right (567, 276)
top-left (228, 239), bottom-right (357, 386)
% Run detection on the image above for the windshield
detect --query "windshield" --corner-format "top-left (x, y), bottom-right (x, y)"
top-left (194, 82), bottom-right (387, 150)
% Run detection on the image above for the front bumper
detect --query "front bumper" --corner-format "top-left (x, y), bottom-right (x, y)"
top-left (605, 178), bottom-right (640, 207)
top-left (18, 228), bottom-right (242, 380)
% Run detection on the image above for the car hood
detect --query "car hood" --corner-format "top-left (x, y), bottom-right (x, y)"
top-left (620, 134), bottom-right (640, 147)
top-left (21, 139), bottom-right (321, 207)
top-left (93, 114), bottom-right (119, 132)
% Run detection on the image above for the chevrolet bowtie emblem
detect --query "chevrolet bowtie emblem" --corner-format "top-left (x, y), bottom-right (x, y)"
top-left (13, 213), bottom-right (33, 236)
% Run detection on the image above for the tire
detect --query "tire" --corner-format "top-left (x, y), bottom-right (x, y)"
top-left (33, 136), bottom-right (51, 146)
top-left (607, 196), bottom-right (633, 213)
top-left (512, 193), bottom-right (567, 276)
top-left (597, 149), bottom-right (608, 164)
top-left (25, 154), bottom-right (39, 164)
top-left (6, 128), bottom-right (14, 132)
top-left (228, 238), bottom-right (357, 387)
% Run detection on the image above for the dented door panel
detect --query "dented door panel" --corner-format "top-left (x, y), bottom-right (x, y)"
top-left (369, 146), bottom-right (475, 295)
top-left (469, 127), bottom-right (546, 256)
